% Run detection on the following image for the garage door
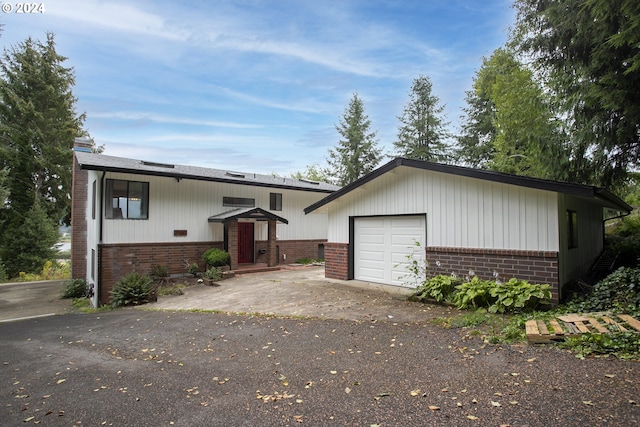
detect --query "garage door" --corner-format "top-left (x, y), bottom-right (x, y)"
top-left (354, 215), bottom-right (425, 287)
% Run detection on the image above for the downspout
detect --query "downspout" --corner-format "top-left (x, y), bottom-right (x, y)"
top-left (97, 169), bottom-right (106, 305)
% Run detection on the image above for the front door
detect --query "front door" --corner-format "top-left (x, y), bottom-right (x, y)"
top-left (238, 222), bottom-right (254, 264)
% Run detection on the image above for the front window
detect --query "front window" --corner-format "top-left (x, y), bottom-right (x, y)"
top-left (270, 193), bottom-right (282, 211)
top-left (105, 179), bottom-right (149, 219)
top-left (223, 196), bottom-right (255, 208)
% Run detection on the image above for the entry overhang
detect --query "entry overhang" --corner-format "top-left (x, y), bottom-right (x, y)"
top-left (208, 207), bottom-right (289, 224)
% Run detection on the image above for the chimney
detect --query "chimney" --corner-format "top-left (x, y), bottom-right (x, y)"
top-left (73, 137), bottom-right (93, 153)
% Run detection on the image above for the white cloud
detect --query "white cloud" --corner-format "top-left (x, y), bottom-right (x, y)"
top-left (90, 111), bottom-right (261, 129)
top-left (47, 0), bottom-right (188, 41)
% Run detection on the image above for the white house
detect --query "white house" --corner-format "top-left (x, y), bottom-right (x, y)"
top-left (71, 142), bottom-right (339, 306)
top-left (304, 158), bottom-right (632, 304)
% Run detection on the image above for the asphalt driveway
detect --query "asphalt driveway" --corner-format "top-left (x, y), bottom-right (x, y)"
top-left (0, 280), bottom-right (72, 322)
top-left (1, 268), bottom-right (639, 426)
top-left (149, 266), bottom-right (455, 322)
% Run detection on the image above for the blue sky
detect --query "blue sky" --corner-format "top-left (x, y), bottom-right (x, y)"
top-left (1, 0), bottom-right (515, 175)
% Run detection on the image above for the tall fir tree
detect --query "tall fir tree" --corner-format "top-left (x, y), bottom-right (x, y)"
top-left (0, 33), bottom-right (85, 276)
top-left (456, 49), bottom-right (565, 180)
top-left (393, 75), bottom-right (451, 162)
top-left (511, 0), bottom-right (640, 189)
top-left (326, 93), bottom-right (383, 186)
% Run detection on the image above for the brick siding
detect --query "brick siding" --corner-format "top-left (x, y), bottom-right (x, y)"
top-left (426, 246), bottom-right (560, 303)
top-left (324, 242), bottom-right (349, 280)
top-left (99, 241), bottom-right (223, 305)
top-left (254, 239), bottom-right (328, 265)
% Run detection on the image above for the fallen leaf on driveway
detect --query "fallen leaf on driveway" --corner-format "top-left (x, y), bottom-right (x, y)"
top-left (583, 401), bottom-right (594, 406)
top-left (56, 379), bottom-right (66, 384)
top-left (491, 401), bottom-right (501, 407)
top-left (428, 405), bottom-right (440, 411)
top-left (467, 415), bottom-right (478, 420)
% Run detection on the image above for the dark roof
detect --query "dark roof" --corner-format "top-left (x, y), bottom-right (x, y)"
top-left (75, 151), bottom-right (340, 193)
top-left (208, 207), bottom-right (288, 224)
top-left (305, 158), bottom-right (633, 214)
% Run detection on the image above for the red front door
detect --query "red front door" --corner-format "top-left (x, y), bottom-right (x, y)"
top-left (238, 222), bottom-right (254, 264)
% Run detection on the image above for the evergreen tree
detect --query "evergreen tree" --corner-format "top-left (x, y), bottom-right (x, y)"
top-left (456, 49), bottom-right (565, 179)
top-left (511, 0), bottom-right (640, 189)
top-left (0, 33), bottom-right (85, 275)
top-left (456, 84), bottom-right (496, 169)
top-left (326, 93), bottom-right (383, 186)
top-left (0, 201), bottom-right (58, 277)
top-left (393, 75), bottom-right (451, 162)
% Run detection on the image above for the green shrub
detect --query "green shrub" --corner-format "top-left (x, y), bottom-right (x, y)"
top-left (203, 267), bottom-right (223, 281)
top-left (187, 262), bottom-right (200, 276)
top-left (61, 278), bottom-right (87, 299)
top-left (109, 272), bottom-right (154, 307)
top-left (413, 274), bottom-right (461, 302)
top-left (606, 214), bottom-right (640, 268)
top-left (202, 248), bottom-right (230, 268)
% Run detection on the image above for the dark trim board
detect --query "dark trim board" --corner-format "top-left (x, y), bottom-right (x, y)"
top-left (305, 158), bottom-right (632, 214)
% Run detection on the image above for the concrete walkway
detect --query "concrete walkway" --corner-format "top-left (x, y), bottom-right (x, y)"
top-left (148, 266), bottom-right (454, 322)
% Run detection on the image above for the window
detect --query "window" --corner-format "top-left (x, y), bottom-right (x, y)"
top-left (270, 193), bottom-right (282, 211)
top-left (223, 196), bottom-right (255, 208)
top-left (567, 210), bottom-right (578, 249)
top-left (105, 179), bottom-right (149, 219)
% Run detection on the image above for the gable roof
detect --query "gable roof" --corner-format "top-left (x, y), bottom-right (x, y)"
top-left (75, 151), bottom-right (340, 193)
top-left (304, 157), bottom-right (633, 214)
top-left (208, 207), bottom-right (288, 224)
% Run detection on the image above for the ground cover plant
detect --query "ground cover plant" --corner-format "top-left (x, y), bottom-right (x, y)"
top-left (404, 244), bottom-right (640, 359)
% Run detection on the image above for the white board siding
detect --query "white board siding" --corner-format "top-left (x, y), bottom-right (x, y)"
top-left (326, 166), bottom-right (559, 252)
top-left (354, 216), bottom-right (425, 286)
top-left (101, 172), bottom-right (329, 244)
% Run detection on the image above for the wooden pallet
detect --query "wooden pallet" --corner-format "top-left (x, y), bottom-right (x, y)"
top-left (526, 313), bottom-right (640, 344)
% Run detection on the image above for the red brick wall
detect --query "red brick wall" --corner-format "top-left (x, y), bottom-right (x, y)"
top-left (70, 154), bottom-right (88, 280)
top-left (99, 241), bottom-right (223, 305)
top-left (426, 246), bottom-right (560, 303)
top-left (255, 239), bottom-right (328, 265)
top-left (324, 242), bottom-right (349, 280)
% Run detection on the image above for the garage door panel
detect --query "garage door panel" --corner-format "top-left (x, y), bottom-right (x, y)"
top-left (354, 216), bottom-right (425, 287)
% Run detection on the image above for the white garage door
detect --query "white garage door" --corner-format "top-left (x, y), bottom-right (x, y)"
top-left (354, 215), bottom-right (425, 287)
